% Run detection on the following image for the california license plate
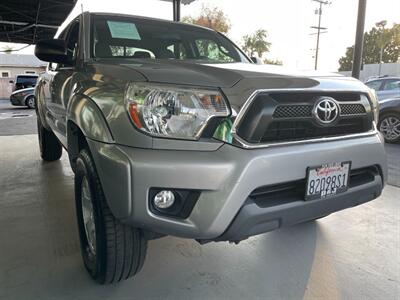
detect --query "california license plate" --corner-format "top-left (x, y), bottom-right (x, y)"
top-left (305, 161), bottom-right (351, 200)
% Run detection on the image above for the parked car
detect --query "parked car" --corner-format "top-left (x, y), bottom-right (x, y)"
top-left (34, 12), bottom-right (387, 284)
top-left (9, 74), bottom-right (38, 92)
top-left (378, 97), bottom-right (400, 143)
top-left (10, 87), bottom-right (36, 109)
top-left (365, 76), bottom-right (400, 101)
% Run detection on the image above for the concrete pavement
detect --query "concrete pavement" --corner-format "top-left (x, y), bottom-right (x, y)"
top-left (0, 98), bottom-right (399, 299)
top-left (0, 134), bottom-right (399, 300)
top-left (0, 99), bottom-right (36, 136)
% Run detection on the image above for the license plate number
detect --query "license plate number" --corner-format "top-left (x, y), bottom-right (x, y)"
top-left (305, 161), bottom-right (351, 200)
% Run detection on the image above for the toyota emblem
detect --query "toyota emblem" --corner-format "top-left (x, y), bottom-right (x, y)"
top-left (313, 97), bottom-right (340, 125)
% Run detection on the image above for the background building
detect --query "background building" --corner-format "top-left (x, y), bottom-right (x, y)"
top-left (0, 54), bottom-right (46, 98)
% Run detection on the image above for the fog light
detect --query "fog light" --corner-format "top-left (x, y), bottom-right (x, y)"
top-left (153, 190), bottom-right (175, 209)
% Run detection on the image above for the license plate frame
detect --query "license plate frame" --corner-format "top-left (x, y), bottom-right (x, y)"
top-left (305, 161), bottom-right (351, 201)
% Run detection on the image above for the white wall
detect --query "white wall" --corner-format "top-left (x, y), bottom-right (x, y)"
top-left (339, 63), bottom-right (400, 82)
top-left (0, 66), bottom-right (45, 78)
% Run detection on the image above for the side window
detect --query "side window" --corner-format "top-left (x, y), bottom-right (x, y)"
top-left (365, 80), bottom-right (382, 91)
top-left (383, 80), bottom-right (400, 91)
top-left (61, 20), bottom-right (80, 65)
top-left (195, 39), bottom-right (235, 62)
top-left (167, 43), bottom-right (187, 59)
top-left (109, 46), bottom-right (155, 58)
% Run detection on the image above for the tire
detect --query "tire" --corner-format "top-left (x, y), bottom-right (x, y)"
top-left (378, 112), bottom-right (400, 143)
top-left (75, 149), bottom-right (147, 284)
top-left (37, 116), bottom-right (62, 161)
top-left (25, 96), bottom-right (36, 109)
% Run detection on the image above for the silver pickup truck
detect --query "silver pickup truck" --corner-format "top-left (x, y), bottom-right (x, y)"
top-left (34, 12), bottom-right (387, 284)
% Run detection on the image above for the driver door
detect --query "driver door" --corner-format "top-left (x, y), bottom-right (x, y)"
top-left (46, 19), bottom-right (80, 147)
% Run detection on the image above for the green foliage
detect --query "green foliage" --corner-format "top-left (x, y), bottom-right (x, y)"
top-left (338, 23), bottom-right (400, 71)
top-left (195, 40), bottom-right (235, 62)
top-left (242, 29), bottom-right (271, 58)
top-left (264, 58), bottom-right (283, 65)
top-left (182, 5), bottom-right (231, 33)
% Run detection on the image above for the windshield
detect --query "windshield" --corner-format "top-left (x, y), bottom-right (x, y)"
top-left (92, 15), bottom-right (250, 63)
top-left (15, 75), bottom-right (37, 90)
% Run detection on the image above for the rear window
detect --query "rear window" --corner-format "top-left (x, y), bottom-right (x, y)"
top-left (15, 75), bottom-right (37, 90)
top-left (16, 76), bottom-right (37, 85)
top-left (91, 15), bottom-right (249, 63)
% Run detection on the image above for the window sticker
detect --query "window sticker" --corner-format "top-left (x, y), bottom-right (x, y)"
top-left (107, 21), bottom-right (141, 40)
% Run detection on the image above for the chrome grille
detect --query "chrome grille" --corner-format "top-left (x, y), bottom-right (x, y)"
top-left (235, 91), bottom-right (373, 145)
top-left (273, 103), bottom-right (366, 119)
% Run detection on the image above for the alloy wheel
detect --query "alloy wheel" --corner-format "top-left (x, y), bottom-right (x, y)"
top-left (81, 176), bottom-right (97, 256)
top-left (380, 116), bottom-right (400, 141)
top-left (27, 97), bottom-right (35, 108)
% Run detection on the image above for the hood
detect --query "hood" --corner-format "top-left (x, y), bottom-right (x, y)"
top-left (92, 59), bottom-right (370, 106)
top-left (11, 87), bottom-right (35, 95)
top-left (95, 58), bottom-right (352, 89)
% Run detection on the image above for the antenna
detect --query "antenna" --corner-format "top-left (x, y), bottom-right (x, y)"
top-left (81, 2), bottom-right (85, 64)
top-left (310, 0), bottom-right (331, 70)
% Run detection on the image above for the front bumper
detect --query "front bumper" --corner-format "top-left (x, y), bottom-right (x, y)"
top-left (213, 169), bottom-right (382, 242)
top-left (88, 132), bottom-right (387, 241)
top-left (9, 95), bottom-right (24, 106)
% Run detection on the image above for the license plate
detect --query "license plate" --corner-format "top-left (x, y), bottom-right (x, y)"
top-left (305, 161), bottom-right (351, 200)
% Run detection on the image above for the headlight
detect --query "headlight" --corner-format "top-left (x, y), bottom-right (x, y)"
top-left (125, 83), bottom-right (230, 140)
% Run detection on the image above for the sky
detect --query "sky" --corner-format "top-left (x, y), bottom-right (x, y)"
top-left (1, 0), bottom-right (399, 71)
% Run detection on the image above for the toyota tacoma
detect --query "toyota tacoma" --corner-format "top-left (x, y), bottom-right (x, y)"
top-left (34, 12), bottom-right (387, 284)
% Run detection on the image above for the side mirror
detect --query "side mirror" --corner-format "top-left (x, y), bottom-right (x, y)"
top-left (9, 80), bottom-right (14, 84)
top-left (35, 39), bottom-right (70, 65)
top-left (251, 57), bottom-right (263, 65)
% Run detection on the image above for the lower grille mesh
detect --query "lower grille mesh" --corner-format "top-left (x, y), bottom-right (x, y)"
top-left (261, 118), bottom-right (366, 143)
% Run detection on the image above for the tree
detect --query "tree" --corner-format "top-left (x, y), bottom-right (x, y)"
top-left (182, 5), bottom-right (231, 33)
top-left (338, 23), bottom-right (400, 71)
top-left (242, 29), bottom-right (271, 58)
top-left (264, 58), bottom-right (283, 65)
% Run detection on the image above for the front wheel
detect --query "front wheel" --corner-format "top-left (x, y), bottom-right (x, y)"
top-left (379, 113), bottom-right (400, 143)
top-left (75, 149), bottom-right (147, 284)
top-left (25, 96), bottom-right (36, 109)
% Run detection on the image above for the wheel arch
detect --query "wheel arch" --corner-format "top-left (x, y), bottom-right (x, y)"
top-left (67, 94), bottom-right (114, 142)
top-left (67, 94), bottom-right (114, 169)
top-left (35, 82), bottom-right (50, 129)
top-left (380, 107), bottom-right (400, 117)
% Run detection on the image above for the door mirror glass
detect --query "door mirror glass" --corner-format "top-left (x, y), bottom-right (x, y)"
top-left (34, 39), bottom-right (71, 65)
